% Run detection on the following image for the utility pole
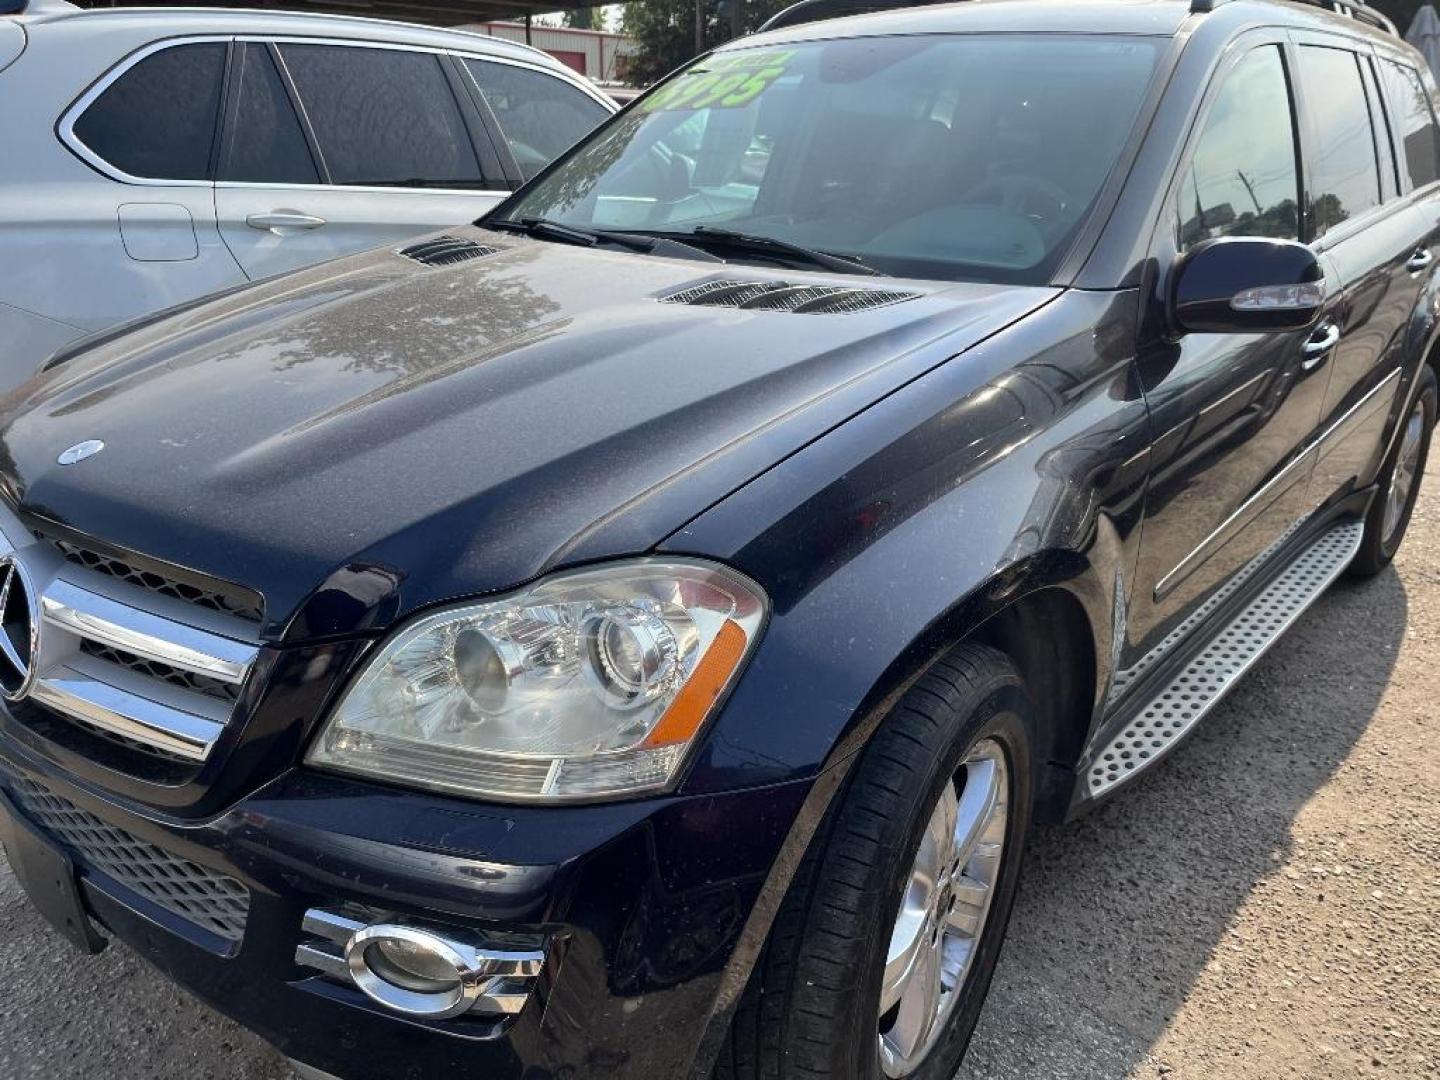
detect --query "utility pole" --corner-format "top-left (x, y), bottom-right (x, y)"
top-left (732, 0), bottom-right (743, 39)
top-left (695, 0), bottom-right (705, 55)
top-left (1235, 169), bottom-right (1261, 215)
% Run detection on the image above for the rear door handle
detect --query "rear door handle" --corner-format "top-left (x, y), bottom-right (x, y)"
top-left (245, 210), bottom-right (327, 235)
top-left (1300, 321), bottom-right (1340, 371)
top-left (1406, 247), bottom-right (1433, 273)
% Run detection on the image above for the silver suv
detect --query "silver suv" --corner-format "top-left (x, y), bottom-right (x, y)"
top-left (0, 0), bottom-right (614, 386)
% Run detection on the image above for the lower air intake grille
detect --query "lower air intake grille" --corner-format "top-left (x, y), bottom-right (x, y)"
top-left (399, 235), bottom-right (503, 266)
top-left (660, 278), bottom-right (921, 314)
top-left (7, 775), bottom-right (250, 944)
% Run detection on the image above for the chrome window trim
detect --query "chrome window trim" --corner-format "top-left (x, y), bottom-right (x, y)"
top-left (57, 34), bottom-right (231, 188)
top-left (212, 179), bottom-right (512, 197)
top-left (59, 32), bottom-right (611, 191)
top-left (454, 50), bottom-right (618, 112)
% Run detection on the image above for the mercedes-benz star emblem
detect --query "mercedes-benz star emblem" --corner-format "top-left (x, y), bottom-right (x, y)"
top-left (57, 439), bottom-right (104, 465)
top-left (0, 556), bottom-right (37, 702)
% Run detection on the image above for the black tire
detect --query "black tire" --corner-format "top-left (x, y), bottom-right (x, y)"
top-left (1349, 365), bottom-right (1436, 579)
top-left (714, 643), bottom-right (1035, 1080)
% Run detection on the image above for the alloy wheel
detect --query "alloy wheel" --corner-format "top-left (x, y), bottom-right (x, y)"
top-left (877, 739), bottom-right (1009, 1077)
top-left (1383, 397), bottom-right (1426, 545)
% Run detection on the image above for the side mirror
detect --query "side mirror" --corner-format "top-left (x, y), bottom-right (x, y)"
top-left (1170, 237), bottom-right (1325, 335)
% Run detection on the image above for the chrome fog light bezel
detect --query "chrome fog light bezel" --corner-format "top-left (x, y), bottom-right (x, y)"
top-left (345, 924), bottom-right (481, 1019)
top-left (294, 908), bottom-right (547, 1021)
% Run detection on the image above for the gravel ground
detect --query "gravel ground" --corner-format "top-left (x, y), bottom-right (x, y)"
top-left (0, 467), bottom-right (1435, 1080)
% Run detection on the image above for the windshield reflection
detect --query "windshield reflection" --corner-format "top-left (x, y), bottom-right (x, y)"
top-left (501, 34), bottom-right (1160, 285)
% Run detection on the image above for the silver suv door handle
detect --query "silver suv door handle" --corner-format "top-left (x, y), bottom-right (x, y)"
top-left (245, 211), bottom-right (327, 234)
top-left (1300, 320), bottom-right (1340, 370)
top-left (1406, 247), bottom-right (1433, 273)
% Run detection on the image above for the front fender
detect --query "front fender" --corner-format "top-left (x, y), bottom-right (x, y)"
top-left (665, 288), bottom-right (1150, 796)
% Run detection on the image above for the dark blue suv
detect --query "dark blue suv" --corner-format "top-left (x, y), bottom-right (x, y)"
top-left (0, 0), bottom-right (1434, 1077)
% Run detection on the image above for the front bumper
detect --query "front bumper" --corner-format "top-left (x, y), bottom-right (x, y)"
top-left (0, 731), bottom-right (816, 1080)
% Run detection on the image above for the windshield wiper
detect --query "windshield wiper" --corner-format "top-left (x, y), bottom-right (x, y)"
top-left (488, 218), bottom-right (720, 262)
top-left (670, 227), bottom-right (879, 276)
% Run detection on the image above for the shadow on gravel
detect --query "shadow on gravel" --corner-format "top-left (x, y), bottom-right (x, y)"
top-left (960, 563), bottom-right (1409, 1079)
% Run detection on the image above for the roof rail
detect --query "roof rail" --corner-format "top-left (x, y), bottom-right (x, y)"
top-left (1191, 0), bottom-right (1397, 36)
top-left (757, 0), bottom-right (954, 34)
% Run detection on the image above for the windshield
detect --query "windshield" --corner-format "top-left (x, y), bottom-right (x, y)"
top-left (500, 33), bottom-right (1161, 284)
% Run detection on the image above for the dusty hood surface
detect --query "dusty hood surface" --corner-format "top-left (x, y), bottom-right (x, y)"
top-left (0, 228), bottom-right (1056, 641)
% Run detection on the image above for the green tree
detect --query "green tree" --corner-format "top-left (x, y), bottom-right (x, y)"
top-left (563, 6), bottom-right (604, 30)
top-left (622, 0), bottom-right (792, 87)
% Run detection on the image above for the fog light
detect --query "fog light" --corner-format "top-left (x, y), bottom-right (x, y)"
top-left (367, 935), bottom-right (466, 994)
top-left (295, 908), bottom-right (546, 1020)
top-left (346, 925), bottom-right (483, 1019)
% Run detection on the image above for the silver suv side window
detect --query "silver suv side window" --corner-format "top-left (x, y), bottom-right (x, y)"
top-left (465, 59), bottom-right (610, 180)
top-left (1176, 44), bottom-right (1300, 250)
top-left (71, 42), bottom-right (226, 181)
top-left (1296, 45), bottom-right (1384, 236)
top-left (276, 44), bottom-right (489, 189)
top-left (1378, 58), bottom-right (1440, 191)
top-left (218, 43), bottom-right (319, 185)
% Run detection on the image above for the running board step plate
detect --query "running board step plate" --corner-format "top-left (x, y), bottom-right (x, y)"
top-left (1087, 520), bottom-right (1364, 798)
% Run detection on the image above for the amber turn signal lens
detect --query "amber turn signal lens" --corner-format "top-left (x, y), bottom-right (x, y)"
top-left (641, 618), bottom-right (748, 749)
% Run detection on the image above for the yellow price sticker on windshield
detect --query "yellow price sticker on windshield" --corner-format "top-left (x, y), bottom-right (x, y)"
top-left (640, 50), bottom-right (796, 113)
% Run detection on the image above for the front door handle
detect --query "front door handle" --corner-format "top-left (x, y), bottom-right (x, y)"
top-left (1406, 247), bottom-right (1433, 273)
top-left (245, 210), bottom-right (327, 235)
top-left (1301, 320), bottom-right (1340, 371)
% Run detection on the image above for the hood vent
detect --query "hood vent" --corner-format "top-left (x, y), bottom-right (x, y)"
top-left (399, 235), bottom-right (504, 267)
top-left (660, 279), bottom-right (921, 314)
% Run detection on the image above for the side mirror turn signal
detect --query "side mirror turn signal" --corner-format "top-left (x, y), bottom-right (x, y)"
top-left (1170, 237), bottom-right (1325, 335)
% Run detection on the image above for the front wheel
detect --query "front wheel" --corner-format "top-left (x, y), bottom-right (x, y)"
top-left (715, 643), bottom-right (1034, 1080)
top-left (1350, 365), bottom-right (1436, 578)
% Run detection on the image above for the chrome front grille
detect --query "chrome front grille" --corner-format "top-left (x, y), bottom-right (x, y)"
top-left (7, 773), bottom-right (250, 943)
top-left (79, 641), bottom-right (240, 704)
top-left (1, 509), bottom-right (260, 764)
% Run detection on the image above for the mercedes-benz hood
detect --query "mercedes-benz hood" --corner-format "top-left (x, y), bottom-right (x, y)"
top-left (0, 228), bottom-right (1056, 642)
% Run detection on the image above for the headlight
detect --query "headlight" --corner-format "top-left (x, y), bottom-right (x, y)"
top-left (306, 559), bottom-right (767, 802)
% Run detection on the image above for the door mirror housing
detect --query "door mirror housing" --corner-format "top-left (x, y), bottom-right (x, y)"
top-left (1170, 237), bottom-right (1325, 335)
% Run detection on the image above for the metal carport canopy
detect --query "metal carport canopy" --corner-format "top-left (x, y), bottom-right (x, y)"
top-left (73, 0), bottom-right (624, 28)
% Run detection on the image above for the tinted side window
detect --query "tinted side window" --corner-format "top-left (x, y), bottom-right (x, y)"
top-left (1379, 59), bottom-right (1440, 190)
top-left (219, 44), bottom-right (318, 185)
top-left (72, 42), bottom-right (225, 181)
top-left (1297, 46), bottom-right (1383, 236)
top-left (466, 60), bottom-right (609, 180)
top-left (1360, 57), bottom-right (1400, 200)
top-left (279, 44), bottom-right (485, 187)
top-left (1177, 45), bottom-right (1299, 249)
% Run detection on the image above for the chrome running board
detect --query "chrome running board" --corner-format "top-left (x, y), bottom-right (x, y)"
top-left (1086, 519), bottom-right (1364, 799)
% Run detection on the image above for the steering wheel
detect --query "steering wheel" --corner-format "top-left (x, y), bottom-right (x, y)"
top-left (962, 173), bottom-right (1071, 225)
top-left (611, 145), bottom-right (695, 228)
